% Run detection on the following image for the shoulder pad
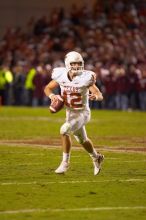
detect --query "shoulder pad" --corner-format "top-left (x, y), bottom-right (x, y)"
top-left (83, 70), bottom-right (96, 87)
top-left (51, 67), bottom-right (66, 82)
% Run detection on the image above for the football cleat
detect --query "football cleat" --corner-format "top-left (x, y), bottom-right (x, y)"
top-left (55, 161), bottom-right (69, 174)
top-left (93, 153), bottom-right (104, 175)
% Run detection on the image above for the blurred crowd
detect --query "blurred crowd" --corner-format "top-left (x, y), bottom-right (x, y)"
top-left (0, 0), bottom-right (146, 110)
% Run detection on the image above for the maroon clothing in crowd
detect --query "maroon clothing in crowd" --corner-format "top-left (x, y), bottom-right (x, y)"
top-left (33, 72), bottom-right (46, 99)
top-left (116, 74), bottom-right (129, 94)
top-left (103, 74), bottom-right (117, 96)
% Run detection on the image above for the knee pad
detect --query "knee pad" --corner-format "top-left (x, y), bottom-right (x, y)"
top-left (60, 122), bottom-right (71, 135)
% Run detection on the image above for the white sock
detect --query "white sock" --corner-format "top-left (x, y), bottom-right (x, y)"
top-left (62, 152), bottom-right (70, 163)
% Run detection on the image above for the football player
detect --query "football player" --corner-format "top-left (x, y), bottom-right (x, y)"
top-left (44, 51), bottom-right (104, 175)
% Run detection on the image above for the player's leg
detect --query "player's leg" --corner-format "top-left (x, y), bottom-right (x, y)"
top-left (55, 122), bottom-right (71, 174)
top-left (55, 109), bottom-right (85, 174)
top-left (74, 126), bottom-right (104, 175)
top-left (66, 109), bottom-right (99, 160)
top-left (82, 138), bottom-right (104, 175)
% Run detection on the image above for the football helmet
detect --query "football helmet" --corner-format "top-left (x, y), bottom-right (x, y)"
top-left (65, 51), bottom-right (84, 75)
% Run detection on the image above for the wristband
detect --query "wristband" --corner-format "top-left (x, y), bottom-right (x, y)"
top-left (49, 93), bottom-right (54, 99)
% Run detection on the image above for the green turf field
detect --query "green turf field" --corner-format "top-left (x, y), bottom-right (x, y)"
top-left (0, 107), bottom-right (146, 220)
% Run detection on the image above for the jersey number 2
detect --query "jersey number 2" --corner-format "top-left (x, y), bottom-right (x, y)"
top-left (63, 91), bottom-right (83, 108)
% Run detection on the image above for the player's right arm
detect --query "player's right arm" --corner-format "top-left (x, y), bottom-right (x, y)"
top-left (44, 80), bottom-right (59, 102)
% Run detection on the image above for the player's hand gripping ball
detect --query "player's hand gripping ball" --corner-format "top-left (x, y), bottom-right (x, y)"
top-left (49, 95), bottom-right (64, 113)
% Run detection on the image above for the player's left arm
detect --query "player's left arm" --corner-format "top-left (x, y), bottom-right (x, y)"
top-left (89, 84), bottom-right (103, 101)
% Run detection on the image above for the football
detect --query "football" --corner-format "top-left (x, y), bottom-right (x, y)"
top-left (49, 95), bottom-right (64, 113)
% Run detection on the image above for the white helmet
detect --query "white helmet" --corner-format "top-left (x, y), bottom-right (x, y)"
top-left (64, 51), bottom-right (84, 74)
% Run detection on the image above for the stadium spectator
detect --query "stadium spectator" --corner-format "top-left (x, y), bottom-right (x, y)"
top-left (137, 66), bottom-right (146, 111)
top-left (12, 64), bottom-right (26, 106)
top-left (103, 64), bottom-right (117, 110)
top-left (115, 66), bottom-right (129, 110)
top-left (127, 64), bottom-right (140, 110)
top-left (0, 0), bottom-right (146, 110)
top-left (24, 65), bottom-right (36, 106)
top-left (32, 65), bottom-right (49, 106)
top-left (0, 65), bottom-right (13, 105)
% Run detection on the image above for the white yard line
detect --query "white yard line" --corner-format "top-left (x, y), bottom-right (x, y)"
top-left (0, 142), bottom-right (146, 154)
top-left (0, 116), bottom-right (63, 122)
top-left (0, 178), bottom-right (145, 186)
top-left (0, 162), bottom-right (45, 166)
top-left (0, 159), bottom-right (145, 167)
top-left (73, 159), bottom-right (146, 163)
top-left (0, 142), bottom-right (60, 149)
top-left (0, 206), bottom-right (146, 214)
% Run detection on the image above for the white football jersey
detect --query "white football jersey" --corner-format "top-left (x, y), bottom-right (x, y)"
top-left (52, 67), bottom-right (96, 110)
